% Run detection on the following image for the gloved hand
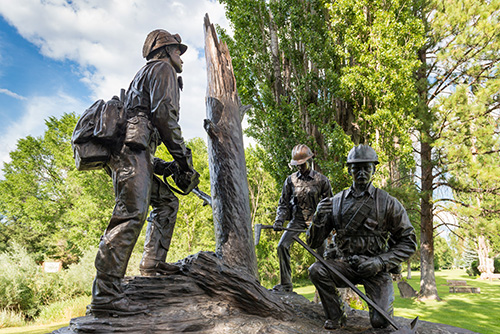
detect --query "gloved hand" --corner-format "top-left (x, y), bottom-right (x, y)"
top-left (313, 198), bottom-right (332, 227)
top-left (273, 221), bottom-right (284, 231)
top-left (153, 157), bottom-right (174, 176)
top-left (356, 256), bottom-right (385, 278)
top-left (173, 167), bottom-right (200, 194)
top-left (315, 198), bottom-right (333, 215)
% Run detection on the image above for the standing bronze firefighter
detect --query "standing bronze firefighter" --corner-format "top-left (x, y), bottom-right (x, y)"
top-left (307, 145), bottom-right (417, 330)
top-left (84, 29), bottom-right (199, 316)
top-left (272, 144), bottom-right (332, 292)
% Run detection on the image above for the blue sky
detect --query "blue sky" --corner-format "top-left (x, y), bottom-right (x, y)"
top-left (0, 0), bottom-right (231, 176)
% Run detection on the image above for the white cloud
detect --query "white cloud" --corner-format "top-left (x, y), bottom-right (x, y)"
top-left (0, 92), bottom-right (87, 175)
top-left (0, 0), bottom-right (230, 134)
top-left (0, 88), bottom-right (27, 100)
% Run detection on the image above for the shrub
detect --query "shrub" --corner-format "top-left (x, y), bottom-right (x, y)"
top-left (35, 295), bottom-right (90, 325)
top-left (0, 242), bottom-right (41, 318)
top-left (0, 243), bottom-right (96, 321)
top-left (466, 260), bottom-right (480, 276)
top-left (0, 308), bottom-right (26, 328)
top-left (61, 246), bottom-right (96, 297)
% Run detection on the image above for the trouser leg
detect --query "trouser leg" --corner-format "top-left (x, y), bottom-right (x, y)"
top-left (276, 229), bottom-right (297, 287)
top-left (92, 146), bottom-right (153, 305)
top-left (308, 259), bottom-right (353, 322)
top-left (276, 219), bottom-right (307, 287)
top-left (363, 273), bottom-right (394, 328)
top-left (141, 176), bottom-right (179, 268)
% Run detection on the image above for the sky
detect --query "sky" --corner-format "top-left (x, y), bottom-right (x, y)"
top-left (0, 0), bottom-right (232, 175)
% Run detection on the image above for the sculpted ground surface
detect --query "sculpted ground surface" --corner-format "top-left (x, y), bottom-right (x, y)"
top-left (53, 252), bottom-right (476, 334)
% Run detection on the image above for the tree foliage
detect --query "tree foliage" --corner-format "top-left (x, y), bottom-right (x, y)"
top-left (0, 113), bottom-right (113, 265)
top-left (220, 0), bottom-right (500, 298)
top-left (219, 0), bottom-right (423, 194)
top-left (414, 0), bottom-right (500, 297)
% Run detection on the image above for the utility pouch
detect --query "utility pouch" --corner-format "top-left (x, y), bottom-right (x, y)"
top-left (73, 140), bottom-right (110, 171)
top-left (124, 115), bottom-right (152, 150)
top-left (72, 95), bottom-right (127, 171)
top-left (344, 202), bottom-right (372, 231)
top-left (93, 96), bottom-right (126, 143)
top-left (364, 217), bottom-right (378, 231)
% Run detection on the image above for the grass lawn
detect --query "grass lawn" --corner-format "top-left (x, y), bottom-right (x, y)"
top-left (0, 322), bottom-right (67, 334)
top-left (296, 269), bottom-right (500, 334)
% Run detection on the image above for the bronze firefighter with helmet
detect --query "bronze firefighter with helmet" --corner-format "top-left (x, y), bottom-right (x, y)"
top-left (307, 145), bottom-right (417, 330)
top-left (90, 29), bottom-right (199, 316)
top-left (272, 144), bottom-right (333, 292)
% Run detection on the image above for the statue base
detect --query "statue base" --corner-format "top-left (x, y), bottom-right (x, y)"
top-left (52, 251), bottom-right (475, 334)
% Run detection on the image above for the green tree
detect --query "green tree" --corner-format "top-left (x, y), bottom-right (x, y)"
top-left (414, 0), bottom-right (500, 298)
top-left (219, 0), bottom-right (425, 287)
top-left (219, 0), bottom-right (350, 190)
top-left (219, 0), bottom-right (423, 194)
top-left (434, 235), bottom-right (453, 269)
top-left (0, 113), bottom-right (113, 265)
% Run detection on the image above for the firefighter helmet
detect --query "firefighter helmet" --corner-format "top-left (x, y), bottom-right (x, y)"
top-left (290, 144), bottom-right (314, 166)
top-left (142, 29), bottom-right (187, 59)
top-left (346, 145), bottom-right (379, 165)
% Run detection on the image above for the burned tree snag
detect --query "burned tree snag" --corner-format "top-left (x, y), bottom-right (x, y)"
top-left (203, 14), bottom-right (258, 278)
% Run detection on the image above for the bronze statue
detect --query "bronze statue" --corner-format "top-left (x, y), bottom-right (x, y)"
top-left (90, 29), bottom-right (198, 317)
top-left (272, 144), bottom-right (332, 292)
top-left (307, 145), bottom-right (417, 330)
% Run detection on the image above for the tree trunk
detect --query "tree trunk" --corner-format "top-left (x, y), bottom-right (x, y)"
top-left (477, 235), bottom-right (495, 280)
top-left (419, 139), bottom-right (440, 300)
top-left (203, 15), bottom-right (258, 279)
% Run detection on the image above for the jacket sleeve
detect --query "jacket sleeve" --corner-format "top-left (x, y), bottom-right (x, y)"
top-left (321, 175), bottom-right (333, 199)
top-left (378, 197), bottom-right (417, 271)
top-left (149, 62), bottom-right (193, 172)
top-left (275, 177), bottom-right (293, 224)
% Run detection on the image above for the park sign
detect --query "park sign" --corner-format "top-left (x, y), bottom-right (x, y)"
top-left (43, 261), bottom-right (62, 273)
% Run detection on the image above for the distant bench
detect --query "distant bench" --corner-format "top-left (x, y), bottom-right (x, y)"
top-left (446, 280), bottom-right (480, 294)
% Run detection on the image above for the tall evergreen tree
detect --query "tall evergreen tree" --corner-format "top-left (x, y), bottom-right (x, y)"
top-left (414, 0), bottom-right (500, 298)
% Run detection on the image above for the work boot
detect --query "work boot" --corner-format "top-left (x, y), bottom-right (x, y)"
top-left (271, 283), bottom-right (293, 293)
top-left (91, 296), bottom-right (149, 317)
top-left (324, 314), bottom-right (347, 330)
top-left (140, 260), bottom-right (181, 276)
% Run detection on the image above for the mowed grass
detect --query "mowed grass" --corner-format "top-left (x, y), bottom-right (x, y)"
top-left (296, 269), bottom-right (500, 334)
top-left (0, 322), bottom-right (67, 334)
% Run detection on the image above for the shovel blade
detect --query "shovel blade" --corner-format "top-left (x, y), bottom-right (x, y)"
top-left (392, 316), bottom-right (418, 334)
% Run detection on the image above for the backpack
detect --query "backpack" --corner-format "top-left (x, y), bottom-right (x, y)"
top-left (71, 96), bottom-right (126, 171)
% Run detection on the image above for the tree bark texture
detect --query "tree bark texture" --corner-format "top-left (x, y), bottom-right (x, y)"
top-left (477, 235), bottom-right (495, 279)
top-left (419, 139), bottom-right (440, 300)
top-left (203, 14), bottom-right (258, 278)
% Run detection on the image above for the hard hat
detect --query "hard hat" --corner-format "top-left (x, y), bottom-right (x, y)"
top-left (290, 144), bottom-right (314, 166)
top-left (142, 29), bottom-right (187, 59)
top-left (346, 145), bottom-right (379, 164)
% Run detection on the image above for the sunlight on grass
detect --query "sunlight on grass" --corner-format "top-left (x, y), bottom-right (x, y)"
top-left (0, 322), bottom-right (68, 334)
top-left (294, 285), bottom-right (316, 301)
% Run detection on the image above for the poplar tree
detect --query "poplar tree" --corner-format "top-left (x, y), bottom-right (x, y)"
top-left (218, 0), bottom-right (423, 194)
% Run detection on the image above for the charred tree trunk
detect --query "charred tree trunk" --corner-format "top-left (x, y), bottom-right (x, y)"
top-left (203, 15), bottom-right (258, 278)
